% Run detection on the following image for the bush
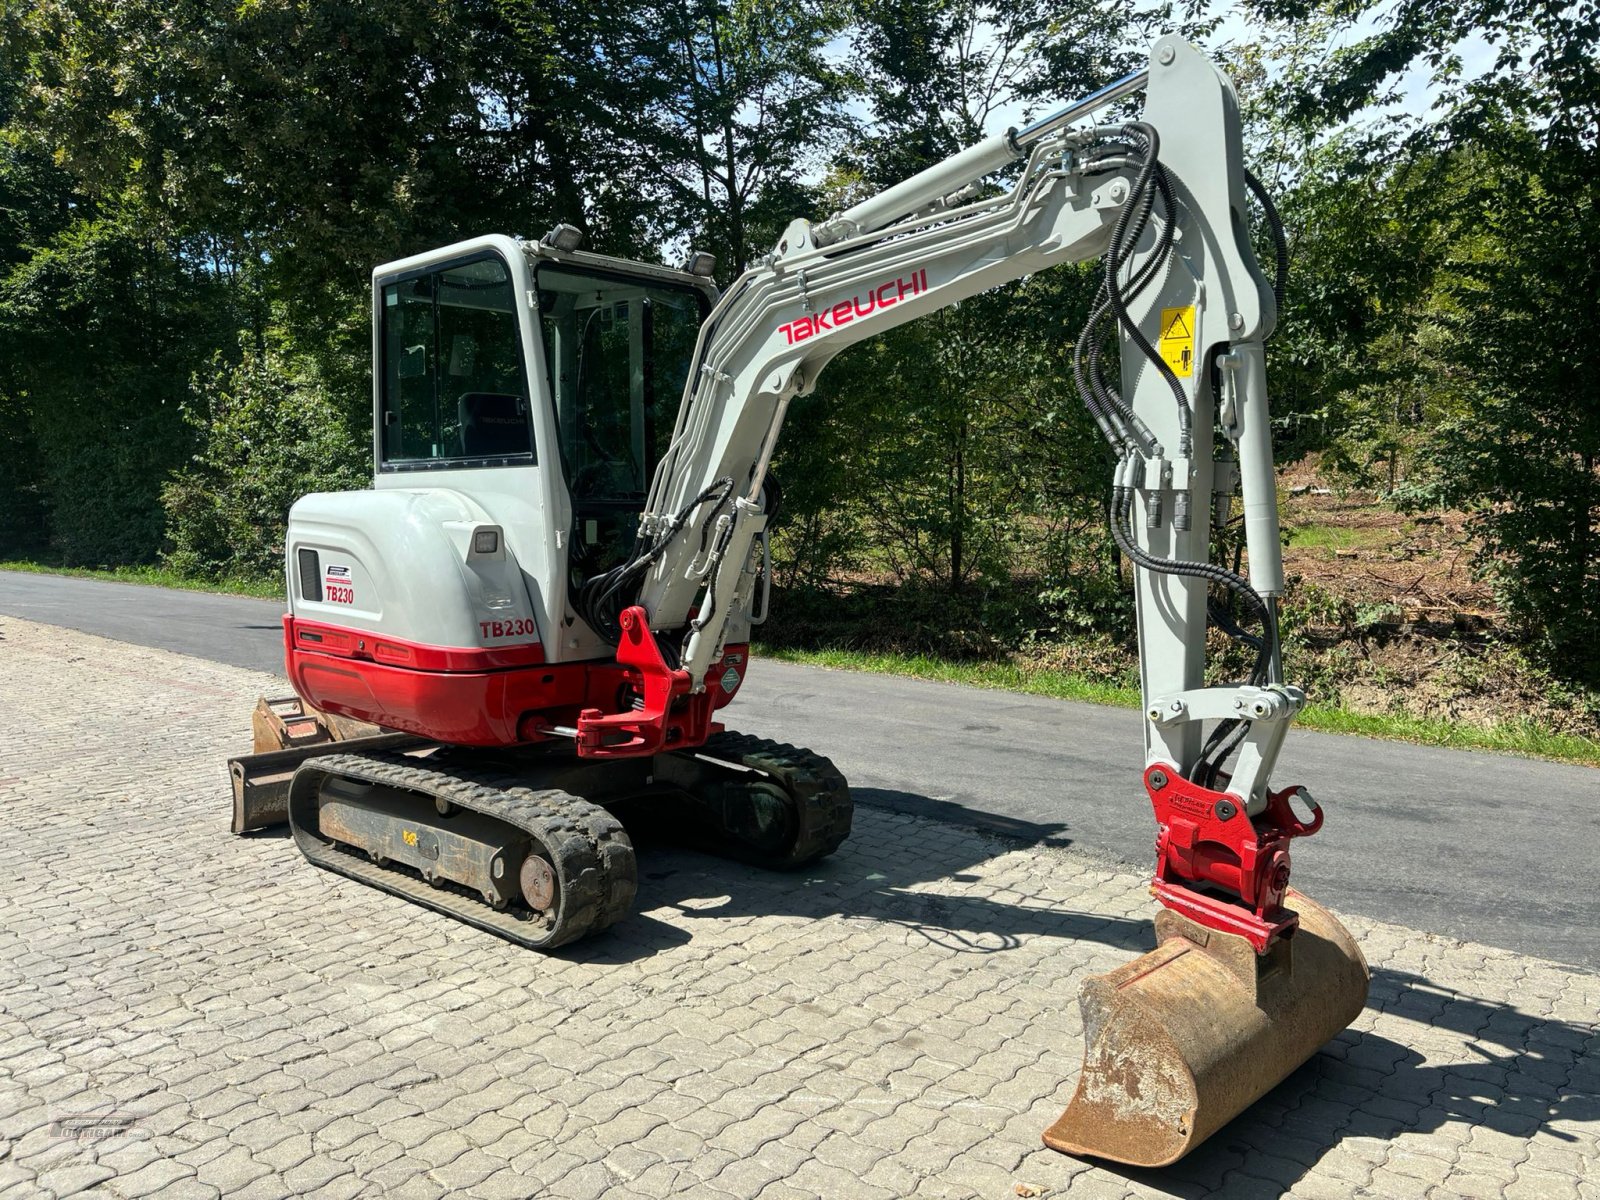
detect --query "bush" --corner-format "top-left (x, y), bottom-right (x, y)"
top-left (162, 348), bottom-right (367, 582)
top-left (0, 214), bottom-right (228, 564)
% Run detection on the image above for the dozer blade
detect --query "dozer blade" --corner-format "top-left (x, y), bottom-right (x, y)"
top-left (229, 696), bottom-right (422, 833)
top-left (1044, 889), bottom-right (1368, 1167)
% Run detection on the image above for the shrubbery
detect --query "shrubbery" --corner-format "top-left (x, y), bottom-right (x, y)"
top-left (161, 349), bottom-right (367, 582)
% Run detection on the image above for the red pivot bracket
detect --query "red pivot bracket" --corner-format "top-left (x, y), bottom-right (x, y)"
top-left (1144, 762), bottom-right (1324, 953)
top-left (575, 607), bottom-right (717, 759)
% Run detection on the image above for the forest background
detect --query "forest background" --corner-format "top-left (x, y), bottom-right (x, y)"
top-left (2, 0), bottom-right (1597, 754)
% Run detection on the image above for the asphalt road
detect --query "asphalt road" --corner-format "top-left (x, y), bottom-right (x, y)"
top-left (3, 568), bottom-right (1596, 970)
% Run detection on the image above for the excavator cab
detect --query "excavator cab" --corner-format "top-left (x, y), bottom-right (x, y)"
top-left (274, 236), bottom-right (729, 748)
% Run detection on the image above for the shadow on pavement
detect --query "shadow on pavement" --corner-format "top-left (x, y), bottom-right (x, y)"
top-left (244, 783), bottom-right (1137, 965)
top-left (618, 786), bottom-right (1148, 959)
top-left (1103, 967), bottom-right (1598, 1197)
top-left (241, 772), bottom-right (1594, 1189)
top-left (851, 787), bottom-right (1079, 850)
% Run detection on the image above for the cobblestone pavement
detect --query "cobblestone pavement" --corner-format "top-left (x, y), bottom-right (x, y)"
top-left (1, 617), bottom-right (1596, 1200)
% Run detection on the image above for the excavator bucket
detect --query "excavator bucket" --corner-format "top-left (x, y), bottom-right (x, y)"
top-left (1044, 890), bottom-right (1369, 1167)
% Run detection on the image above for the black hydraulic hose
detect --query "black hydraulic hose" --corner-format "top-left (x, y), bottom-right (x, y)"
top-left (1084, 166), bottom-right (1176, 451)
top-left (578, 477), bottom-right (734, 643)
top-left (1108, 485), bottom-right (1267, 620)
top-left (1108, 481), bottom-right (1273, 684)
top-left (1103, 124), bottom-right (1192, 458)
top-left (1071, 131), bottom-right (1277, 685)
top-left (1196, 717), bottom-right (1251, 789)
top-left (1064, 131), bottom-right (1287, 791)
top-left (1207, 598), bottom-right (1264, 654)
top-left (1074, 164), bottom-right (1176, 455)
top-left (1243, 169), bottom-right (1288, 322)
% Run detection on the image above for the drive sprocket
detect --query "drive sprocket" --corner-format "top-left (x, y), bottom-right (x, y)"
top-left (673, 731), bottom-right (853, 868)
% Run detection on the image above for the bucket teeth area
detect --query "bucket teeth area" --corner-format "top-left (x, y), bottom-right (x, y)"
top-left (1044, 890), bottom-right (1369, 1167)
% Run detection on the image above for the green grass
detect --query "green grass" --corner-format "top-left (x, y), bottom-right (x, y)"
top-left (757, 644), bottom-right (1600, 768)
top-left (0, 559), bottom-right (282, 600)
top-left (1284, 523), bottom-right (1388, 553)
top-left (758, 644), bottom-right (1142, 708)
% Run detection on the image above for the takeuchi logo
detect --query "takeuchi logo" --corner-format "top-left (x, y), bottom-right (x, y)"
top-left (777, 269), bottom-right (930, 344)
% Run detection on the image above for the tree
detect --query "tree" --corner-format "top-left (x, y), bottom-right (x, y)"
top-left (656, 0), bottom-right (853, 274)
top-left (0, 211), bottom-right (242, 563)
top-left (1408, 141), bottom-right (1600, 681)
top-left (1246, 0), bottom-right (1600, 682)
top-left (163, 346), bottom-right (368, 580)
top-left (767, 0), bottom-right (1181, 613)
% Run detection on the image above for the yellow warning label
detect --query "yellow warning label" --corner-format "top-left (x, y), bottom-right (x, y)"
top-left (403, 830), bottom-right (418, 847)
top-left (1159, 306), bottom-right (1196, 378)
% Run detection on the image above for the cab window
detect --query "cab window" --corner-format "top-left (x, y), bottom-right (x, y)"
top-left (534, 263), bottom-right (706, 587)
top-left (380, 254), bottom-right (534, 469)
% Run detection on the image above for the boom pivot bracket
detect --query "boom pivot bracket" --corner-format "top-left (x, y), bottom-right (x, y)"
top-left (575, 607), bottom-right (721, 758)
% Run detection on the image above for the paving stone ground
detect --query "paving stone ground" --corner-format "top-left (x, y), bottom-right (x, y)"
top-left (1, 616), bottom-right (1596, 1200)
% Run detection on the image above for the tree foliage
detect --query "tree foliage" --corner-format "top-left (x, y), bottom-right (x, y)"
top-left (163, 346), bottom-right (368, 580)
top-left (0, 0), bottom-right (1596, 686)
top-left (1239, 0), bottom-right (1600, 683)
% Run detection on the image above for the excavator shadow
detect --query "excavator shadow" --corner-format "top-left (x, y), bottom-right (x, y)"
top-left (243, 784), bottom-right (1136, 966)
top-left (614, 787), bottom-right (1149, 958)
top-left (1095, 966), bottom-right (1599, 1196)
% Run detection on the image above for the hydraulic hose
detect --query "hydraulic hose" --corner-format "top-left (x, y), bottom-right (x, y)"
top-left (1069, 123), bottom-right (1283, 780)
top-left (1243, 169), bottom-right (1287, 319)
top-left (1102, 124), bottom-right (1193, 458)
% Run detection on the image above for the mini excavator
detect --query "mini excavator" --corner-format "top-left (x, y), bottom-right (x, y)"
top-left (229, 38), bottom-right (1370, 1167)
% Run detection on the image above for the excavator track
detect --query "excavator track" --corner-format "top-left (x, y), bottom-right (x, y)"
top-left (288, 751), bottom-right (635, 951)
top-left (678, 732), bottom-right (853, 867)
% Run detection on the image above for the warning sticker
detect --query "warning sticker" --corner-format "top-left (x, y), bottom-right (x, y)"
top-left (1158, 306), bottom-right (1196, 378)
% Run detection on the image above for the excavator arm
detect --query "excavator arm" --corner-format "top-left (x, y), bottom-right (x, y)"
top-left (589, 36), bottom-right (1300, 918)
top-left (576, 36), bottom-right (1370, 1165)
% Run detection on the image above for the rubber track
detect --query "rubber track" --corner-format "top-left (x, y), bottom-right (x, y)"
top-left (692, 732), bottom-right (853, 867)
top-left (288, 752), bottom-right (636, 950)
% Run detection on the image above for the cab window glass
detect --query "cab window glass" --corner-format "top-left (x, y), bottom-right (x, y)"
top-left (380, 255), bottom-right (533, 467)
top-left (535, 265), bottom-right (702, 504)
top-left (535, 263), bottom-right (706, 593)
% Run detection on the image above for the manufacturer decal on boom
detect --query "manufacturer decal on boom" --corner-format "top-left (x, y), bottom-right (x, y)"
top-left (777, 269), bottom-right (929, 345)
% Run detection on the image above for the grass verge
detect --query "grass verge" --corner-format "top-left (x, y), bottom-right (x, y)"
top-left (757, 644), bottom-right (1600, 769)
top-left (0, 559), bottom-right (281, 600)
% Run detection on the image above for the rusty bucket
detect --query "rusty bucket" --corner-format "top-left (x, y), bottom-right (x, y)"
top-left (1043, 889), bottom-right (1369, 1167)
